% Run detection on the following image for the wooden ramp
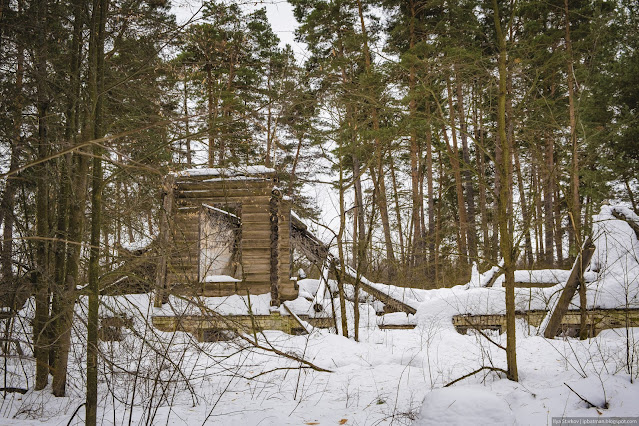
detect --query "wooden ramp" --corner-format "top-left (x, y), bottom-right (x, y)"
top-left (290, 215), bottom-right (417, 315)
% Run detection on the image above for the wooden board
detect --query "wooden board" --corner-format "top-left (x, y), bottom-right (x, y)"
top-left (542, 237), bottom-right (595, 338)
top-left (513, 282), bottom-right (558, 288)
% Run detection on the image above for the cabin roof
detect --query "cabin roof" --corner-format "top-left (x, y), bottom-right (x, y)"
top-left (175, 165), bottom-right (276, 179)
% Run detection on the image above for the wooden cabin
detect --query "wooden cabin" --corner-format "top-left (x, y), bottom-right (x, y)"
top-left (154, 166), bottom-right (297, 307)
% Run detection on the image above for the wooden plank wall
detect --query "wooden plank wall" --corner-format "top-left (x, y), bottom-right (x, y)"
top-left (160, 172), bottom-right (298, 302)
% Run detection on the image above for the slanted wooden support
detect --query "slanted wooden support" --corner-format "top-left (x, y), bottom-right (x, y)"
top-left (341, 265), bottom-right (417, 315)
top-left (312, 258), bottom-right (331, 312)
top-left (542, 237), bottom-right (595, 338)
top-left (154, 174), bottom-right (176, 307)
top-left (282, 302), bottom-right (312, 334)
top-left (290, 215), bottom-right (417, 315)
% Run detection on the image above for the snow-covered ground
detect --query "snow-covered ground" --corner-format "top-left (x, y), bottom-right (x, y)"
top-left (0, 205), bottom-right (638, 425)
top-left (2, 294), bottom-right (638, 425)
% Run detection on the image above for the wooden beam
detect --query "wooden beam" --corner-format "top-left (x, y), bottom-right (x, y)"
top-left (542, 237), bottom-right (595, 338)
top-left (154, 175), bottom-right (176, 307)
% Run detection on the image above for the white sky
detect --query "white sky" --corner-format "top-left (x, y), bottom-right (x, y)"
top-left (172, 0), bottom-right (308, 63)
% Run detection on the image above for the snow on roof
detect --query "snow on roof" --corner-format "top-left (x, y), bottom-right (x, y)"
top-left (177, 165), bottom-right (276, 178)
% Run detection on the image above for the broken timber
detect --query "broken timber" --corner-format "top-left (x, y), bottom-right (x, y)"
top-left (290, 215), bottom-right (417, 315)
top-left (541, 237), bottom-right (595, 338)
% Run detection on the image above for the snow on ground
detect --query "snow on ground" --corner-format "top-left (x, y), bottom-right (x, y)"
top-left (2, 294), bottom-right (638, 425)
top-left (1, 205), bottom-right (638, 424)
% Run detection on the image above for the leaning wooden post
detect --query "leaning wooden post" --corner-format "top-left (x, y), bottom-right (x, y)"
top-left (154, 174), bottom-right (176, 307)
top-left (542, 237), bottom-right (595, 338)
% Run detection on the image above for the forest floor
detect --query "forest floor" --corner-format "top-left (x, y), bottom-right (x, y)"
top-left (1, 205), bottom-right (638, 425)
top-left (0, 287), bottom-right (637, 426)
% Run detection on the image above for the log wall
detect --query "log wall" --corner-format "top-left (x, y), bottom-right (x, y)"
top-left (156, 170), bottom-right (297, 304)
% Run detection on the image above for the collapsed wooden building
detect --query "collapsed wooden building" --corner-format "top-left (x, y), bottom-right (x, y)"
top-left (150, 166), bottom-right (418, 338)
top-left (148, 167), bottom-right (639, 340)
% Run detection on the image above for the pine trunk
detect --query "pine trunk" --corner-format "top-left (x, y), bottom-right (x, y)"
top-left (87, 0), bottom-right (108, 422)
top-left (33, 0), bottom-right (51, 391)
top-left (455, 68), bottom-right (478, 262)
top-left (492, 0), bottom-right (518, 381)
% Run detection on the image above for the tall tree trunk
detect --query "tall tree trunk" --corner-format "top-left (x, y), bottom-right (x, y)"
top-left (33, 0), bottom-right (51, 391)
top-left (426, 113), bottom-right (435, 281)
top-left (51, 0), bottom-right (84, 395)
top-left (513, 145), bottom-right (533, 267)
top-left (444, 78), bottom-right (468, 267)
top-left (554, 188), bottom-right (564, 265)
top-left (389, 153), bottom-right (405, 268)
top-left (567, 0), bottom-right (586, 341)
top-left (492, 0), bottom-right (517, 381)
top-left (356, 0), bottom-right (396, 272)
top-left (352, 155), bottom-right (366, 269)
top-left (532, 159), bottom-right (544, 262)
top-left (544, 133), bottom-right (554, 265)
top-left (408, 0), bottom-right (423, 268)
top-left (454, 67), bottom-right (478, 262)
top-left (183, 73), bottom-right (192, 165)
top-left (206, 64), bottom-right (215, 167)
top-left (564, 0), bottom-right (581, 257)
top-left (87, 0), bottom-right (108, 422)
top-left (474, 89), bottom-right (490, 261)
top-left (435, 147), bottom-right (443, 286)
top-left (336, 155), bottom-right (349, 339)
top-left (1, 36), bottom-right (23, 283)
top-left (369, 167), bottom-right (396, 271)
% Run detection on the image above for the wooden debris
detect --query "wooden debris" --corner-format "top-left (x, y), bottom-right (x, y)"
top-left (541, 238), bottom-right (595, 338)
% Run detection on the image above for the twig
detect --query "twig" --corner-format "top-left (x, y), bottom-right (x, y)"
top-left (444, 366), bottom-right (508, 387)
top-left (459, 316), bottom-right (507, 351)
top-left (245, 366), bottom-right (316, 380)
top-left (66, 402), bottom-right (86, 426)
top-left (0, 387), bottom-right (27, 394)
top-left (236, 332), bottom-right (332, 373)
top-left (564, 382), bottom-right (604, 409)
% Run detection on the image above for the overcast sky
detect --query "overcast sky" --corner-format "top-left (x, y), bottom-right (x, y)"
top-left (172, 0), bottom-right (308, 62)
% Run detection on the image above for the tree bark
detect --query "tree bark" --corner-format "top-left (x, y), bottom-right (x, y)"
top-left (426, 109), bottom-right (435, 280)
top-left (408, 0), bottom-right (424, 268)
top-left (444, 78), bottom-right (468, 266)
top-left (492, 0), bottom-right (517, 381)
top-left (454, 66), bottom-right (478, 262)
top-left (389, 153), bottom-right (405, 267)
top-left (206, 63), bottom-right (215, 167)
top-left (33, 0), bottom-right (51, 391)
top-left (51, 0), bottom-right (84, 396)
top-left (183, 73), bottom-right (192, 165)
top-left (356, 0), bottom-right (396, 273)
top-left (544, 133), bottom-right (554, 265)
top-left (1, 36), bottom-right (23, 283)
top-left (513, 144), bottom-right (533, 267)
top-left (87, 0), bottom-right (108, 422)
top-left (564, 0), bottom-right (581, 258)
